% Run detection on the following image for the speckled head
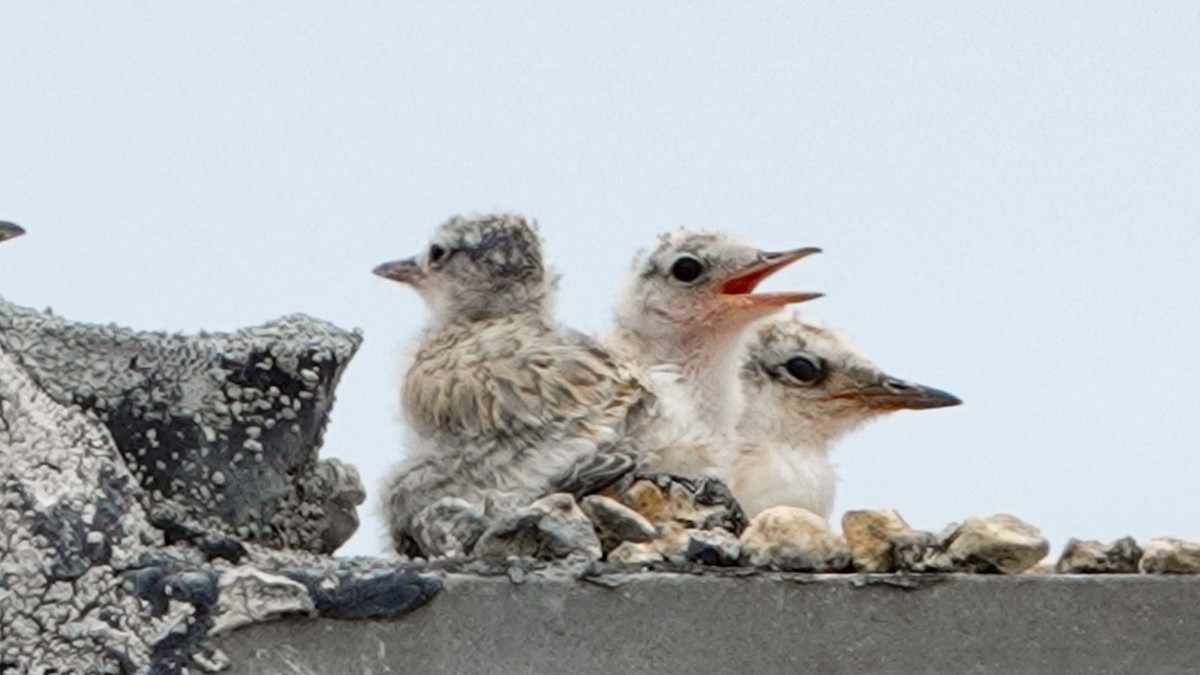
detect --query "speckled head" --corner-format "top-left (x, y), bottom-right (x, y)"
top-left (374, 213), bottom-right (551, 323)
top-left (615, 229), bottom-right (822, 341)
top-left (741, 314), bottom-right (961, 442)
top-left (0, 221), bottom-right (25, 243)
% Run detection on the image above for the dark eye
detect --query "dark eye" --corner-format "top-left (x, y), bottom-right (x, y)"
top-left (429, 245), bottom-right (447, 263)
top-left (784, 356), bottom-right (823, 384)
top-left (670, 257), bottom-right (704, 283)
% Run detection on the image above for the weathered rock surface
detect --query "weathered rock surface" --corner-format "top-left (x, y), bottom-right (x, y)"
top-left (0, 346), bottom-right (217, 674)
top-left (580, 495), bottom-right (657, 554)
top-left (943, 515), bottom-right (1049, 574)
top-left (739, 506), bottom-right (852, 572)
top-left (1139, 537), bottom-right (1200, 574)
top-left (0, 296), bottom-right (364, 554)
top-left (211, 567), bottom-right (314, 636)
top-left (842, 508), bottom-right (911, 573)
top-left (474, 494), bottom-right (603, 560)
top-left (1057, 537), bottom-right (1143, 574)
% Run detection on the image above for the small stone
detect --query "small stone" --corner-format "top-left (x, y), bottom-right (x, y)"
top-left (580, 495), bottom-right (657, 553)
top-left (943, 514), bottom-right (1049, 574)
top-left (409, 497), bottom-right (489, 557)
top-left (474, 493), bottom-right (602, 560)
top-left (842, 509), bottom-right (911, 573)
top-left (615, 479), bottom-right (693, 525)
top-left (613, 474), bottom-right (747, 535)
top-left (608, 541), bottom-right (665, 565)
top-left (210, 567), bottom-right (314, 636)
top-left (1057, 537), bottom-right (1143, 573)
top-left (739, 506), bottom-right (851, 572)
top-left (1139, 537), bottom-right (1200, 574)
top-left (891, 526), bottom-right (957, 573)
top-left (686, 528), bottom-right (741, 566)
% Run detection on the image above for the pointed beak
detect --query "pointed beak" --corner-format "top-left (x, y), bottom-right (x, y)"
top-left (718, 247), bottom-right (824, 309)
top-left (0, 221), bottom-right (25, 243)
top-left (373, 257), bottom-right (426, 287)
top-left (845, 375), bottom-right (963, 412)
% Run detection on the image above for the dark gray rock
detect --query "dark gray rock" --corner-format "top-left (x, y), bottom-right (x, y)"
top-left (0, 297), bottom-right (364, 553)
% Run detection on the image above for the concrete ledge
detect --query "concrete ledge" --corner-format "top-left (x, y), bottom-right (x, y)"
top-left (217, 573), bottom-right (1200, 674)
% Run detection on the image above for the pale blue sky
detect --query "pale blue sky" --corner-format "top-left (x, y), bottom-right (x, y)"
top-left (2, 3), bottom-right (1198, 556)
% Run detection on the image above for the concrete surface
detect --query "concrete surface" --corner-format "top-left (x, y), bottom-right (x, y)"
top-left (218, 573), bottom-right (1200, 674)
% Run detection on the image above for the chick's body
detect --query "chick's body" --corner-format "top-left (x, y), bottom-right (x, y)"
top-left (376, 214), bottom-right (653, 554)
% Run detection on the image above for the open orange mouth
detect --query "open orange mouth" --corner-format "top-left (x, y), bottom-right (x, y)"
top-left (719, 247), bottom-right (823, 307)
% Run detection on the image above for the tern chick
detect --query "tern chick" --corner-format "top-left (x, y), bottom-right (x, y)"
top-left (608, 230), bottom-right (821, 475)
top-left (0, 221), bottom-right (25, 243)
top-left (733, 315), bottom-right (961, 518)
top-left (375, 213), bottom-right (654, 555)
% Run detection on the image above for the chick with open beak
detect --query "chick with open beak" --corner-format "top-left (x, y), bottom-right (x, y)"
top-left (607, 230), bottom-right (823, 476)
top-left (733, 314), bottom-right (961, 519)
top-left (0, 221), bottom-right (25, 244)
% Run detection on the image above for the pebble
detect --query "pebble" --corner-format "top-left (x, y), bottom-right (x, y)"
top-left (1056, 537), bottom-right (1142, 574)
top-left (842, 508), bottom-right (911, 573)
top-left (474, 494), bottom-right (602, 561)
top-left (1139, 537), bottom-right (1200, 574)
top-left (738, 506), bottom-right (851, 572)
top-left (580, 495), bottom-right (658, 553)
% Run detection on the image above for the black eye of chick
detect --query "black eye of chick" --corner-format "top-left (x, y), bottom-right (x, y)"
top-left (670, 257), bottom-right (704, 283)
top-left (429, 245), bottom-right (447, 263)
top-left (784, 356), bottom-right (823, 384)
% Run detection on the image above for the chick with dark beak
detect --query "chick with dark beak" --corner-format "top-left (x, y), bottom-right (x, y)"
top-left (373, 257), bottom-right (425, 287)
top-left (835, 373), bottom-right (963, 412)
top-left (733, 314), bottom-right (961, 519)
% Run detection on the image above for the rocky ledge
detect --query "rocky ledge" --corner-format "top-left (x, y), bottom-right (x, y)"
top-left (6, 298), bottom-right (1200, 674)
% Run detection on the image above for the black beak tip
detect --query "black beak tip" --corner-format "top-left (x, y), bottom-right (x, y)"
top-left (0, 221), bottom-right (25, 240)
top-left (926, 387), bottom-right (963, 409)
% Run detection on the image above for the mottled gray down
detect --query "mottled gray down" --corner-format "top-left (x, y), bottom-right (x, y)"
top-left (0, 297), bottom-right (365, 553)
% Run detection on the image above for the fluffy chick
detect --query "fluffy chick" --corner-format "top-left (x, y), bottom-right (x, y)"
top-left (375, 213), bottom-right (655, 555)
top-left (733, 314), bottom-right (961, 518)
top-left (607, 230), bottom-right (821, 475)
